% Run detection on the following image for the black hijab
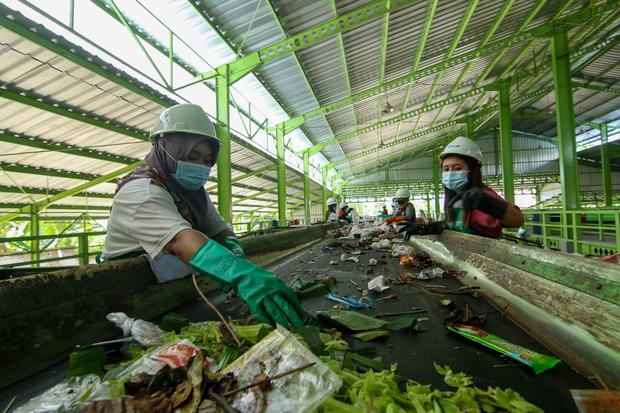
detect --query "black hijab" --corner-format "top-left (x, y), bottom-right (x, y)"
top-left (116, 132), bottom-right (220, 234)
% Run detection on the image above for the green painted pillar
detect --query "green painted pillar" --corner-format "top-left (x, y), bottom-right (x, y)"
top-left (29, 205), bottom-right (39, 268)
top-left (433, 151), bottom-right (441, 219)
top-left (276, 125), bottom-right (286, 226)
top-left (215, 66), bottom-right (232, 222)
top-left (426, 191), bottom-right (431, 215)
top-left (321, 167), bottom-right (328, 218)
top-left (330, 175), bottom-right (336, 198)
top-left (499, 79), bottom-right (515, 203)
top-left (600, 124), bottom-right (612, 207)
top-left (551, 26), bottom-right (579, 210)
top-left (303, 150), bottom-right (311, 225)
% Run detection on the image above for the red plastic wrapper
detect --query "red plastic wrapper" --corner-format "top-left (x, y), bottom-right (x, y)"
top-left (399, 254), bottom-right (418, 267)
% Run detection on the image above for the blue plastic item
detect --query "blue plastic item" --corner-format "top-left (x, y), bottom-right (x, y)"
top-left (326, 293), bottom-right (372, 309)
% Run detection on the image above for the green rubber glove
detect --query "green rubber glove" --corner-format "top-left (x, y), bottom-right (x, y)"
top-left (190, 240), bottom-right (304, 327)
top-left (220, 236), bottom-right (245, 257)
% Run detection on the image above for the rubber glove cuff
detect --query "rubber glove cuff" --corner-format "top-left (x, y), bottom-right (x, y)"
top-left (220, 236), bottom-right (245, 257)
top-left (189, 239), bottom-right (239, 287)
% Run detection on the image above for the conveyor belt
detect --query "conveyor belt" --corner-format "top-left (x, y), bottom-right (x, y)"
top-left (1, 236), bottom-right (595, 412)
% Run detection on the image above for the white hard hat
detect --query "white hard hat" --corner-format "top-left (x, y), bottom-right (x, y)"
top-left (340, 201), bottom-right (348, 209)
top-left (150, 103), bottom-right (220, 142)
top-left (327, 197), bottom-right (337, 206)
top-left (440, 136), bottom-right (482, 164)
top-left (393, 188), bottom-right (410, 199)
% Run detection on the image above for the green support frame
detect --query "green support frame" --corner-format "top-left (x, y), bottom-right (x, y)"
top-left (600, 124), bottom-right (613, 207)
top-left (432, 150), bottom-right (441, 219)
top-left (498, 79), bottom-right (515, 203)
top-left (303, 151), bottom-right (311, 225)
top-left (215, 67), bottom-right (233, 222)
top-left (275, 125), bottom-right (287, 225)
top-left (551, 25), bottom-right (580, 210)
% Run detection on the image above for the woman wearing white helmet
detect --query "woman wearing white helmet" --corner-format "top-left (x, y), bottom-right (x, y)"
top-left (439, 136), bottom-right (523, 237)
top-left (325, 197), bottom-right (338, 221)
top-left (401, 136), bottom-right (522, 239)
top-left (385, 188), bottom-right (416, 223)
top-left (101, 104), bottom-right (304, 328)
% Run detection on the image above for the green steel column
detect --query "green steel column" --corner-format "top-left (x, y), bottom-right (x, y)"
top-left (276, 125), bottom-right (286, 226)
top-left (216, 66), bottom-right (233, 222)
top-left (426, 191), bottom-right (431, 215)
top-left (330, 176), bottom-right (336, 198)
top-left (499, 79), bottom-right (515, 203)
top-left (322, 167), bottom-right (328, 218)
top-left (303, 150), bottom-right (311, 225)
top-left (432, 151), bottom-right (441, 219)
top-left (600, 124), bottom-right (612, 207)
top-left (551, 26), bottom-right (580, 210)
top-left (30, 205), bottom-right (39, 268)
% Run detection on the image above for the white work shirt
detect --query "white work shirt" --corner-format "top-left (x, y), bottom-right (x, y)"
top-left (101, 178), bottom-right (229, 260)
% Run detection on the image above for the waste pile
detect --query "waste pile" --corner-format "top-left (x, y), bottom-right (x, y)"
top-left (13, 220), bottom-right (558, 413)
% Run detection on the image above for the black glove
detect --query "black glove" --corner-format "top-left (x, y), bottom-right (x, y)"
top-left (461, 187), bottom-right (508, 219)
top-left (397, 221), bottom-right (444, 240)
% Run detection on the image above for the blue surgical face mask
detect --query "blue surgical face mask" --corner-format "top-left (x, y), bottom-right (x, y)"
top-left (442, 170), bottom-right (469, 191)
top-left (172, 161), bottom-right (211, 191)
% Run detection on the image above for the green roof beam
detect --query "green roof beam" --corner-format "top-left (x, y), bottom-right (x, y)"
top-left (275, 3), bottom-right (605, 137)
top-left (0, 86), bottom-right (149, 141)
top-left (0, 161), bottom-right (143, 223)
top-left (0, 2), bottom-right (174, 107)
top-left (196, 0), bottom-right (417, 84)
top-left (428, 0), bottom-right (515, 128)
top-left (0, 185), bottom-right (113, 199)
top-left (0, 162), bottom-right (98, 181)
top-left (410, 0), bottom-right (479, 133)
top-left (0, 131), bottom-right (137, 165)
top-left (397, 0), bottom-right (438, 134)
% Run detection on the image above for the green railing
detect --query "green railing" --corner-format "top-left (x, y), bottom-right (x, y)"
top-left (510, 209), bottom-right (620, 256)
top-left (0, 231), bottom-right (106, 268)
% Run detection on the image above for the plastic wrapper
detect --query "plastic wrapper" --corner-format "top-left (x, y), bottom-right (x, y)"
top-left (447, 324), bottom-right (561, 374)
top-left (221, 326), bottom-right (342, 413)
top-left (106, 312), bottom-right (164, 347)
top-left (12, 374), bottom-right (121, 413)
top-left (391, 244), bottom-right (415, 257)
top-left (418, 267), bottom-right (445, 279)
top-left (106, 339), bottom-right (201, 382)
top-left (368, 275), bottom-right (390, 292)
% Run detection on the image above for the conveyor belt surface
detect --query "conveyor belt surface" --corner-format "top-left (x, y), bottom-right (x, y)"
top-left (1, 236), bottom-right (595, 412)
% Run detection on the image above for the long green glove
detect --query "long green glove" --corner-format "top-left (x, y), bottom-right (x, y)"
top-left (220, 236), bottom-right (245, 257)
top-left (190, 240), bottom-right (304, 327)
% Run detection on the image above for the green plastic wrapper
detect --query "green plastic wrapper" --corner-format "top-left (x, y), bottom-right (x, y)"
top-left (447, 323), bottom-right (561, 374)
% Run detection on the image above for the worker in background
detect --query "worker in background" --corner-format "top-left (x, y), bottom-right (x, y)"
top-left (101, 104), bottom-right (303, 327)
top-left (399, 136), bottom-right (523, 239)
top-left (382, 205), bottom-right (389, 215)
top-left (338, 201), bottom-right (353, 223)
top-left (385, 188), bottom-right (416, 223)
top-left (325, 197), bottom-right (338, 221)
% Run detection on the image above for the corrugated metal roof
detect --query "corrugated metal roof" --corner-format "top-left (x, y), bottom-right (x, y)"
top-left (1, 0), bottom-right (619, 219)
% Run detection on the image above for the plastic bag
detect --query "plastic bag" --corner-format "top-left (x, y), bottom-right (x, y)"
top-left (106, 312), bottom-right (164, 347)
top-left (221, 326), bottom-right (342, 413)
top-left (12, 374), bottom-right (121, 413)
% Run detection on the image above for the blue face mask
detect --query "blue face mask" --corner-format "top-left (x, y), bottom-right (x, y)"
top-left (172, 161), bottom-right (211, 191)
top-left (442, 170), bottom-right (469, 191)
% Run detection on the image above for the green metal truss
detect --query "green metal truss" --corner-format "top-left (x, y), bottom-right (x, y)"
top-left (304, 85), bottom-right (491, 155)
top-left (196, 0), bottom-right (417, 84)
top-left (275, 3), bottom-right (607, 141)
top-left (0, 203), bottom-right (111, 211)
